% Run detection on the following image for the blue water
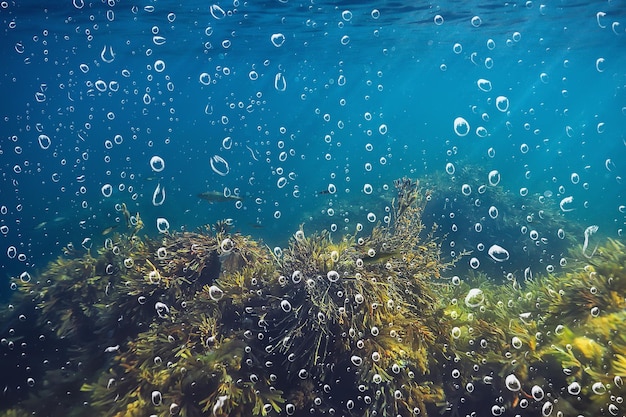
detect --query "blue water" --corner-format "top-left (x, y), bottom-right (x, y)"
top-left (1, 0), bottom-right (626, 414)
top-left (0, 0), bottom-right (624, 289)
top-left (1, 0), bottom-right (625, 282)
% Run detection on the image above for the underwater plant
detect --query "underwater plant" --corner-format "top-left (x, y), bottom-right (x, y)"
top-left (435, 238), bottom-right (626, 417)
top-left (1, 180), bottom-right (625, 417)
top-left (421, 164), bottom-right (581, 279)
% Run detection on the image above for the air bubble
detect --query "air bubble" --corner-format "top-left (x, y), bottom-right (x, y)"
top-left (567, 382), bottom-right (581, 395)
top-left (487, 244), bottom-right (509, 262)
top-left (274, 73), bottom-right (287, 91)
top-left (199, 72), bottom-right (211, 85)
top-left (38, 134), bottom-right (51, 150)
top-left (488, 170), bottom-right (500, 186)
top-left (154, 59), bottom-right (166, 72)
top-left (476, 126), bottom-right (488, 137)
top-left (156, 217), bottom-right (170, 233)
top-left (210, 155), bottom-right (230, 176)
top-left (495, 96), bottom-right (509, 112)
top-left (100, 184), bottom-right (113, 197)
top-left (541, 402), bottom-right (553, 417)
top-left (209, 285), bottom-right (224, 301)
top-left (151, 390), bottom-right (162, 406)
top-left (469, 257), bottom-right (480, 269)
top-left (505, 374), bottom-right (521, 391)
top-left (477, 79), bottom-right (492, 92)
top-left (19, 271), bottom-right (31, 282)
top-left (451, 326), bottom-right (461, 339)
top-left (453, 117), bottom-right (470, 137)
top-left (150, 156), bottom-right (165, 172)
top-left (465, 288), bottom-right (484, 307)
top-left (531, 385), bottom-right (544, 401)
top-left (209, 4), bottom-right (226, 19)
top-left (270, 33), bottom-right (285, 47)
top-left (280, 300), bottom-right (292, 312)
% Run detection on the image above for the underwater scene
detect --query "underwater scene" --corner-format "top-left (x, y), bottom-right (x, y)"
top-left (1, 0), bottom-right (625, 416)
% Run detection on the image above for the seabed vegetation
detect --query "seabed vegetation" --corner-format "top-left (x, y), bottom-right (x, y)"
top-left (420, 165), bottom-right (580, 278)
top-left (1, 177), bottom-right (625, 417)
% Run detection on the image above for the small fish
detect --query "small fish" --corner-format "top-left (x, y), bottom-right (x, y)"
top-left (102, 225), bottom-right (119, 236)
top-left (318, 189), bottom-right (331, 195)
top-left (362, 250), bottom-right (402, 264)
top-left (34, 221), bottom-right (47, 230)
top-left (34, 216), bottom-right (66, 230)
top-left (198, 191), bottom-right (243, 203)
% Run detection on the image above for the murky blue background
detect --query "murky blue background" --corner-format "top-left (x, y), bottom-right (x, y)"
top-left (0, 0), bottom-right (624, 291)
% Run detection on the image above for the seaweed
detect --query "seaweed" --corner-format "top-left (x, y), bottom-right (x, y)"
top-left (2, 180), bottom-right (626, 417)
